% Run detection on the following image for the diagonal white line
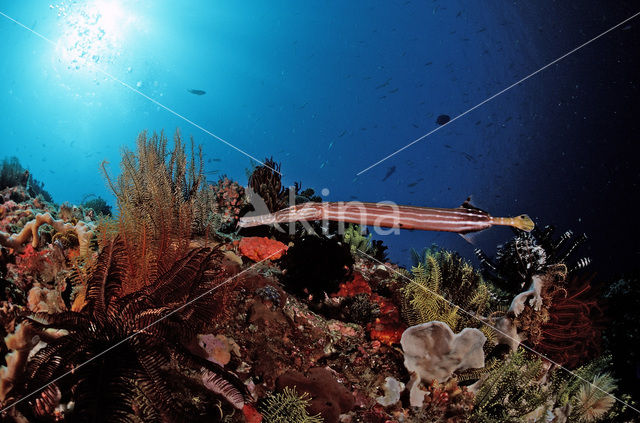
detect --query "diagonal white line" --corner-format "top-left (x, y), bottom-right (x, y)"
top-left (357, 249), bottom-right (640, 415)
top-left (0, 9), bottom-right (281, 176)
top-left (356, 10), bottom-right (640, 176)
top-left (0, 248), bottom-right (285, 414)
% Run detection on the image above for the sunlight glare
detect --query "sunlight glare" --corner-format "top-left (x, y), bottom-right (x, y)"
top-left (52, 0), bottom-right (136, 70)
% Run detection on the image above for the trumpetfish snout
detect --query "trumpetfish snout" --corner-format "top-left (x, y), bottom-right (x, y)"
top-left (238, 199), bottom-right (534, 234)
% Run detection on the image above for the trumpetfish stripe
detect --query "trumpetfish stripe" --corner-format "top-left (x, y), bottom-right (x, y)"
top-left (237, 200), bottom-right (535, 234)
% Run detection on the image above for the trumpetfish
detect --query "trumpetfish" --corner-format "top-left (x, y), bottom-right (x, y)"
top-left (238, 199), bottom-right (534, 234)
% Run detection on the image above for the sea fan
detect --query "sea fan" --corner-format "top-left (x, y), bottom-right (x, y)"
top-left (8, 236), bottom-right (248, 422)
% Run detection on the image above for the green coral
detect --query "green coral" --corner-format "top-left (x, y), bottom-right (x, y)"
top-left (342, 224), bottom-right (373, 254)
top-left (259, 387), bottom-right (324, 423)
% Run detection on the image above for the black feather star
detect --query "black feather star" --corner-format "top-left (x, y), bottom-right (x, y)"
top-left (9, 236), bottom-right (248, 422)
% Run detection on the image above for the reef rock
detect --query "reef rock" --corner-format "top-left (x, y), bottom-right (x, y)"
top-left (400, 321), bottom-right (486, 407)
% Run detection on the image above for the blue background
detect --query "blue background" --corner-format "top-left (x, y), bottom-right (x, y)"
top-left (1, 1), bottom-right (638, 274)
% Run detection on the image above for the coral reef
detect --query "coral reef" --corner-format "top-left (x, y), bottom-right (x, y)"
top-left (0, 157), bottom-right (52, 203)
top-left (4, 237), bottom-right (247, 421)
top-left (0, 134), bottom-right (632, 423)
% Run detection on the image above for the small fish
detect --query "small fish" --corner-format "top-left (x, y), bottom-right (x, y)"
top-left (436, 114), bottom-right (451, 125)
top-left (328, 142), bottom-right (334, 150)
top-left (388, 88), bottom-right (399, 93)
top-left (407, 182), bottom-right (419, 187)
top-left (477, 27), bottom-right (486, 33)
top-left (338, 130), bottom-right (346, 137)
top-left (424, 61), bottom-right (433, 66)
top-left (381, 166), bottom-right (396, 181)
top-left (376, 78), bottom-right (392, 89)
top-left (187, 89), bottom-right (206, 95)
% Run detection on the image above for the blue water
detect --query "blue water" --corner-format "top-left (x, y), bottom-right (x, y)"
top-left (1, 1), bottom-right (638, 273)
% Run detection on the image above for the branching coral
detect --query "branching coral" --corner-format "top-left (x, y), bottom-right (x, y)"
top-left (4, 236), bottom-right (248, 422)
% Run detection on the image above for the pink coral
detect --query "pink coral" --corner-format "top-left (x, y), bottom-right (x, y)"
top-left (238, 237), bottom-right (288, 262)
top-left (213, 177), bottom-right (245, 221)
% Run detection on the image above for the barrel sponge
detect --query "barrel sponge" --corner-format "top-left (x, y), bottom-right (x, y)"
top-left (0, 212), bottom-right (94, 256)
top-left (400, 321), bottom-right (486, 407)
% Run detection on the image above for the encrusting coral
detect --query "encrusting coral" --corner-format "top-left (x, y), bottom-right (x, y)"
top-left (237, 236), bottom-right (288, 262)
top-left (0, 212), bottom-right (94, 256)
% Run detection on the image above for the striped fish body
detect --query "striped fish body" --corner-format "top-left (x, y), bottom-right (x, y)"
top-left (238, 201), bottom-right (500, 234)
